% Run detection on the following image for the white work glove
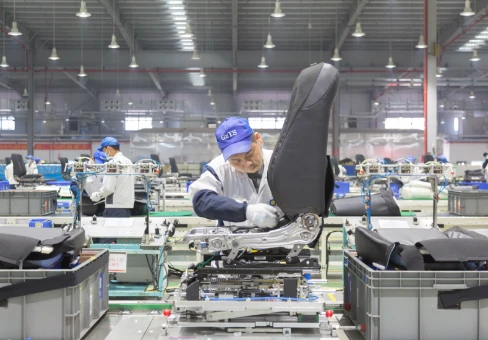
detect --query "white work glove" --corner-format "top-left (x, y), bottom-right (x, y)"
top-left (246, 203), bottom-right (279, 229)
top-left (90, 192), bottom-right (103, 202)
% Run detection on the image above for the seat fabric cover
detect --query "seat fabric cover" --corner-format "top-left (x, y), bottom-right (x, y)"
top-left (267, 63), bottom-right (339, 221)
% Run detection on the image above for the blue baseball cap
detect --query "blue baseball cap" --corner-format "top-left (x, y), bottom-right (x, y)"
top-left (93, 151), bottom-right (107, 164)
top-left (216, 117), bottom-right (254, 161)
top-left (97, 137), bottom-right (120, 152)
top-left (34, 158), bottom-right (40, 163)
top-left (26, 155), bottom-right (35, 160)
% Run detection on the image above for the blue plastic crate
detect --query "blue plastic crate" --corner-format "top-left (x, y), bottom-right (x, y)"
top-left (457, 182), bottom-right (488, 190)
top-left (0, 180), bottom-right (9, 191)
top-left (57, 201), bottom-right (71, 209)
top-left (28, 218), bottom-right (53, 228)
top-left (343, 165), bottom-right (355, 176)
top-left (334, 181), bottom-right (350, 198)
top-left (48, 180), bottom-right (71, 186)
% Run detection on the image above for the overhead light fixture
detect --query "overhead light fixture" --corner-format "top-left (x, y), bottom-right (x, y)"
top-left (258, 56), bottom-right (269, 68)
top-left (8, 22), bottom-right (21, 36)
top-left (128, 100), bottom-right (133, 105)
top-left (108, 34), bottom-right (120, 49)
top-left (199, 68), bottom-right (206, 77)
top-left (415, 34), bottom-right (427, 49)
top-left (45, 100), bottom-right (51, 105)
top-left (129, 55), bottom-right (139, 68)
top-left (271, 0), bottom-right (285, 18)
top-left (49, 47), bottom-right (59, 60)
top-left (0, 56), bottom-right (8, 68)
top-left (440, 102), bottom-right (445, 108)
top-left (385, 56), bottom-right (396, 68)
top-left (331, 48), bottom-right (342, 61)
top-left (192, 49), bottom-right (200, 60)
top-left (210, 98), bottom-right (215, 106)
top-left (101, 120), bottom-right (105, 124)
top-left (207, 88), bottom-right (212, 97)
top-left (76, 0), bottom-right (91, 18)
top-left (264, 33), bottom-right (275, 48)
top-left (374, 101), bottom-right (379, 106)
top-left (168, 0), bottom-right (183, 4)
top-left (469, 90), bottom-right (476, 99)
top-left (181, 22), bottom-right (193, 37)
top-left (78, 65), bottom-right (87, 77)
top-left (462, 116), bottom-right (466, 120)
top-left (441, 119), bottom-right (445, 125)
top-left (116, 89), bottom-right (120, 96)
top-left (436, 67), bottom-right (442, 78)
top-left (65, 118), bottom-right (70, 122)
top-left (460, 0), bottom-right (475, 16)
top-left (470, 49), bottom-right (481, 61)
top-left (23, 88), bottom-right (28, 97)
top-left (159, 120), bottom-right (163, 124)
top-left (42, 120), bottom-right (47, 124)
top-left (352, 22), bottom-right (365, 37)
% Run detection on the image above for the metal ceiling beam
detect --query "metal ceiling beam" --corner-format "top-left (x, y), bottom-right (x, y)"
top-left (446, 69), bottom-right (488, 96)
top-left (330, 0), bottom-right (371, 54)
top-left (148, 71), bottom-right (166, 98)
top-left (62, 71), bottom-right (98, 100)
top-left (439, 2), bottom-right (488, 48)
top-left (232, 0), bottom-right (238, 96)
top-left (97, 0), bottom-right (140, 52)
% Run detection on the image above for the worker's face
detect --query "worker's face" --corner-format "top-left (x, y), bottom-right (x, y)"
top-left (228, 133), bottom-right (264, 173)
top-left (102, 146), bottom-right (116, 158)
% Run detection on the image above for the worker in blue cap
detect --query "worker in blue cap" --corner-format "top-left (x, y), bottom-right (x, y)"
top-left (90, 137), bottom-right (135, 218)
top-left (189, 117), bottom-right (280, 228)
top-left (25, 155), bottom-right (38, 175)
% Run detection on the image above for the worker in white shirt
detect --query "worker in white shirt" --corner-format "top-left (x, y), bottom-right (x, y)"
top-left (4, 159), bottom-right (18, 189)
top-left (26, 155), bottom-right (38, 175)
top-left (90, 137), bottom-right (135, 218)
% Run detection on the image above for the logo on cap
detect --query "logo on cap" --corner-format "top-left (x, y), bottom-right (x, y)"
top-left (221, 130), bottom-right (237, 141)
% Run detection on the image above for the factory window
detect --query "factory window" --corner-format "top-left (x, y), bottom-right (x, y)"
top-left (0, 116), bottom-right (15, 130)
top-left (384, 117), bottom-right (424, 130)
top-left (248, 117), bottom-right (285, 129)
top-left (454, 117), bottom-right (459, 132)
top-left (125, 117), bottom-right (152, 131)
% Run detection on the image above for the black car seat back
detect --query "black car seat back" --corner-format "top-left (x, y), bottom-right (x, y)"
top-left (11, 154), bottom-right (26, 177)
top-left (5, 157), bottom-right (10, 165)
top-left (268, 63), bottom-right (339, 221)
top-left (150, 154), bottom-right (161, 163)
top-left (355, 154), bottom-right (366, 164)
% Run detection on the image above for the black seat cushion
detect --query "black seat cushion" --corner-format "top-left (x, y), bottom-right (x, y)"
top-left (268, 63), bottom-right (339, 220)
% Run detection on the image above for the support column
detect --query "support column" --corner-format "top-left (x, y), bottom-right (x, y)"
top-left (27, 43), bottom-right (34, 156)
top-left (332, 79), bottom-right (340, 158)
top-left (425, 0), bottom-right (437, 155)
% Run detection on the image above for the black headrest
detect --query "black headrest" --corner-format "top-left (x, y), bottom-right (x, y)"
top-left (355, 154), bottom-right (365, 164)
top-left (268, 63), bottom-right (339, 220)
top-left (423, 154), bottom-right (434, 163)
top-left (5, 157), bottom-right (10, 165)
top-left (169, 157), bottom-right (178, 173)
top-left (11, 153), bottom-right (26, 177)
top-left (150, 154), bottom-right (161, 163)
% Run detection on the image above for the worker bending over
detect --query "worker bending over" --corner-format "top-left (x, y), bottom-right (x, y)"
top-left (190, 117), bottom-right (280, 228)
top-left (90, 137), bottom-right (135, 218)
top-left (4, 159), bottom-right (18, 189)
top-left (26, 155), bottom-right (38, 175)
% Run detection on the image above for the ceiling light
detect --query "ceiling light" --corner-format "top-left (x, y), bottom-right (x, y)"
top-left (199, 68), bottom-right (206, 77)
top-left (374, 101), bottom-right (379, 106)
top-left (170, 11), bottom-right (186, 16)
top-left (462, 116), bottom-right (466, 120)
top-left (49, 47), bottom-right (59, 60)
top-left (23, 88), bottom-right (28, 97)
top-left (441, 119), bottom-right (445, 125)
top-left (352, 22), bottom-right (365, 37)
top-left (470, 49), bottom-right (480, 61)
top-left (181, 22), bottom-right (193, 38)
top-left (415, 34), bottom-right (427, 49)
top-left (264, 33), bottom-right (275, 48)
top-left (258, 56), bottom-right (269, 68)
top-left (42, 120), bottom-right (47, 124)
top-left (192, 49), bottom-right (200, 60)
top-left (182, 46), bottom-right (194, 50)
top-left (271, 0), bottom-right (285, 18)
top-left (0, 56), bottom-right (8, 68)
top-left (8, 21), bottom-right (21, 36)
top-left (65, 118), bottom-right (70, 121)
top-left (181, 41), bottom-right (195, 46)
top-left (469, 90), bottom-right (476, 99)
top-left (210, 98), bottom-right (215, 106)
top-left (78, 65), bottom-right (87, 77)
top-left (169, 0), bottom-right (183, 4)
top-left (331, 48), bottom-right (342, 61)
top-left (460, 0), bottom-right (475, 16)
top-left (129, 55), bottom-right (139, 68)
top-left (440, 102), bottom-right (445, 108)
top-left (45, 100), bottom-right (51, 105)
top-left (101, 120), bottom-right (105, 124)
top-left (436, 67), bottom-right (442, 78)
top-left (160, 120), bottom-right (163, 124)
top-left (76, 0), bottom-right (91, 18)
top-left (207, 88), bottom-right (212, 97)
top-left (128, 101), bottom-right (133, 105)
top-left (172, 16), bottom-right (187, 21)
top-left (108, 34), bottom-right (120, 49)
top-left (170, 6), bottom-right (184, 10)
top-left (385, 56), bottom-right (396, 68)
top-left (116, 89), bottom-right (120, 96)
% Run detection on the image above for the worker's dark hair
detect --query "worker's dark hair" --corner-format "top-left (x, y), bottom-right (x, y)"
top-left (110, 145), bottom-right (120, 151)
top-left (484, 152), bottom-right (488, 157)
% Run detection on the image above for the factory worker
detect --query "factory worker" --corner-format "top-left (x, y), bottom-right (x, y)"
top-left (4, 159), bottom-right (18, 189)
top-left (189, 117), bottom-right (280, 228)
top-left (25, 155), bottom-right (38, 175)
top-left (90, 137), bottom-right (135, 218)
